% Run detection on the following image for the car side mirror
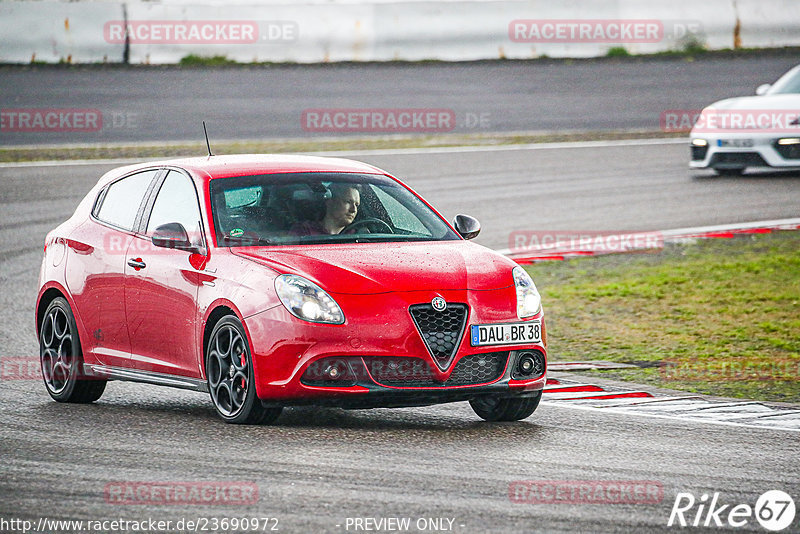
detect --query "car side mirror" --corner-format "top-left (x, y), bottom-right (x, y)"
top-left (453, 214), bottom-right (481, 240)
top-left (756, 83), bottom-right (771, 96)
top-left (152, 222), bottom-right (203, 254)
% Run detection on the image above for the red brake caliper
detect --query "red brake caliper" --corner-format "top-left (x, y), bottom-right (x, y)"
top-left (240, 353), bottom-right (247, 389)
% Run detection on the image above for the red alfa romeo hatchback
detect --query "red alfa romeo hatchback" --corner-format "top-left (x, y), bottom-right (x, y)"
top-left (36, 155), bottom-right (547, 424)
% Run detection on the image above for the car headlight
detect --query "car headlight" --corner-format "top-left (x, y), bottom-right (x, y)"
top-left (513, 266), bottom-right (541, 319)
top-left (777, 138), bottom-right (800, 145)
top-left (275, 274), bottom-right (345, 324)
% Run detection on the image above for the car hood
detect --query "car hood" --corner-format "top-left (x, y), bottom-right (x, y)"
top-left (705, 93), bottom-right (800, 111)
top-left (691, 94), bottom-right (800, 133)
top-left (232, 240), bottom-right (516, 295)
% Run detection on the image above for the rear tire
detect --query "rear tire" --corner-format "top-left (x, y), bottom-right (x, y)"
top-left (470, 391), bottom-right (542, 422)
top-left (39, 297), bottom-right (106, 403)
top-left (205, 315), bottom-right (282, 425)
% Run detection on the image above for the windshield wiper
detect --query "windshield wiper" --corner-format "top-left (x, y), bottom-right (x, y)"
top-left (221, 234), bottom-right (273, 246)
top-left (352, 235), bottom-right (435, 243)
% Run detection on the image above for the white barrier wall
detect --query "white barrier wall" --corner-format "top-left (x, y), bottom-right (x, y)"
top-left (1, 0), bottom-right (798, 64)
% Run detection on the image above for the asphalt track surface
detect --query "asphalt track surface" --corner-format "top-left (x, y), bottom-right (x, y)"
top-left (2, 142), bottom-right (800, 533)
top-left (1, 54), bottom-right (799, 145)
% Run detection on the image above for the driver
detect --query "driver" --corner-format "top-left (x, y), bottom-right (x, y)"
top-left (291, 183), bottom-right (360, 235)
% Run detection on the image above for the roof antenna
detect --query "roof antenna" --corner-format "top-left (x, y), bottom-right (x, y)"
top-left (202, 121), bottom-right (214, 157)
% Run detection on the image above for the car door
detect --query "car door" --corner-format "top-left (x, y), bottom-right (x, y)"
top-left (124, 169), bottom-right (207, 378)
top-left (65, 169), bottom-right (161, 368)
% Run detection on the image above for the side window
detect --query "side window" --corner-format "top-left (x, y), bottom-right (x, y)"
top-left (95, 170), bottom-right (158, 231)
top-left (146, 171), bottom-right (203, 245)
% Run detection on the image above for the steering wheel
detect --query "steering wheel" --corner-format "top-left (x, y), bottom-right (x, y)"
top-left (344, 217), bottom-right (393, 234)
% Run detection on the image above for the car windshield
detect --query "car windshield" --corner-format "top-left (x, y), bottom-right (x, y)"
top-left (209, 172), bottom-right (460, 246)
top-left (767, 66), bottom-right (800, 94)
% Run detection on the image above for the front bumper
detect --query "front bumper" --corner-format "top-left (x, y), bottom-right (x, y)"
top-left (261, 376), bottom-right (545, 409)
top-left (280, 350), bottom-right (546, 408)
top-left (689, 133), bottom-right (800, 169)
top-left (242, 288), bottom-right (547, 407)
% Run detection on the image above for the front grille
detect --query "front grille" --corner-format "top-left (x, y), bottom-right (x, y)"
top-left (409, 303), bottom-right (468, 370)
top-left (709, 152), bottom-right (768, 167)
top-left (364, 352), bottom-right (509, 387)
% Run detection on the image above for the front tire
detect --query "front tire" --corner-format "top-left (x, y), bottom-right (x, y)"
top-left (470, 391), bottom-right (542, 422)
top-left (205, 316), bottom-right (282, 425)
top-left (39, 297), bottom-right (106, 403)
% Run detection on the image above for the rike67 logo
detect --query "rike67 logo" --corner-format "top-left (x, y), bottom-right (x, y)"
top-left (668, 490), bottom-right (796, 531)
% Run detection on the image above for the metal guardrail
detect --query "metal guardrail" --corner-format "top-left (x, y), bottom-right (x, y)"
top-left (1, 0), bottom-right (799, 64)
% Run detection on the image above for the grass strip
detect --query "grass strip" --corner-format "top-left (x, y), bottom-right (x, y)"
top-left (0, 130), bottom-right (685, 163)
top-left (526, 231), bottom-right (800, 403)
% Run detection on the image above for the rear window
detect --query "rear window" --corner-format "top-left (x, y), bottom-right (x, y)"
top-left (95, 170), bottom-right (158, 231)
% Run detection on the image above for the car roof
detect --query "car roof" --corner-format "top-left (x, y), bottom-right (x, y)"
top-left (98, 154), bottom-right (387, 187)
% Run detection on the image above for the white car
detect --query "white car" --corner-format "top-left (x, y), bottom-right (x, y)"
top-left (690, 64), bottom-right (800, 175)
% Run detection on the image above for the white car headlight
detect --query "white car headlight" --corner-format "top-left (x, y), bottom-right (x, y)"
top-left (275, 274), bottom-right (345, 324)
top-left (513, 266), bottom-right (541, 319)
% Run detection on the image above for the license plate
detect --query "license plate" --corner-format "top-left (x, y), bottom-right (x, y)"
top-left (470, 321), bottom-right (541, 347)
top-left (718, 139), bottom-right (754, 147)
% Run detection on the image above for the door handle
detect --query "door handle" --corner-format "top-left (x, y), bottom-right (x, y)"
top-left (127, 258), bottom-right (146, 270)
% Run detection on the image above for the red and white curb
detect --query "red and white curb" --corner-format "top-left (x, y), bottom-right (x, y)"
top-left (502, 217), bottom-right (800, 264)
top-left (541, 377), bottom-right (800, 432)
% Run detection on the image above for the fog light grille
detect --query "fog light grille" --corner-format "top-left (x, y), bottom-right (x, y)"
top-left (774, 141), bottom-right (800, 160)
top-left (511, 350), bottom-right (546, 380)
top-left (691, 145), bottom-right (709, 161)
